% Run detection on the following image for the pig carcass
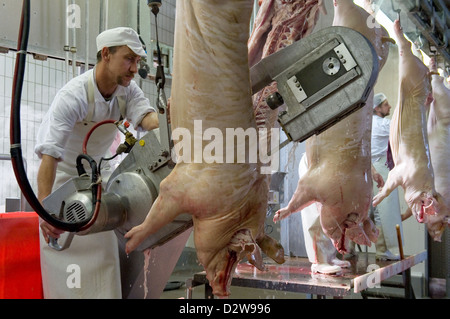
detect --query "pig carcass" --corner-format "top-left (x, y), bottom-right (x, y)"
top-left (124, 0), bottom-right (284, 297)
top-left (274, 0), bottom-right (394, 252)
top-left (424, 59), bottom-right (450, 239)
top-left (372, 20), bottom-right (447, 241)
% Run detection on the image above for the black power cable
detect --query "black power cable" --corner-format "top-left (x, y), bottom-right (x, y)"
top-left (10, 0), bottom-right (90, 232)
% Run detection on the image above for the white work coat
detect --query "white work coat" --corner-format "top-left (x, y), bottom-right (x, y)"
top-left (35, 68), bottom-right (154, 299)
top-left (370, 115), bottom-right (403, 255)
top-left (371, 115), bottom-right (390, 162)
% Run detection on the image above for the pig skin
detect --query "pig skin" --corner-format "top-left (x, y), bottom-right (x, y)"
top-left (273, 0), bottom-right (395, 253)
top-left (124, 0), bottom-right (284, 297)
top-left (372, 20), bottom-right (447, 241)
top-left (424, 59), bottom-right (450, 239)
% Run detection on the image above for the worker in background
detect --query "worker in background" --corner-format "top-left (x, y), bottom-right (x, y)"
top-left (34, 27), bottom-right (158, 298)
top-left (370, 93), bottom-right (402, 260)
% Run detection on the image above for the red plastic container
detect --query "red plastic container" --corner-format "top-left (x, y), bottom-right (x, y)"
top-left (0, 212), bottom-right (43, 299)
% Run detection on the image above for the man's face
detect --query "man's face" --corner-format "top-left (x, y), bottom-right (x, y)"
top-left (106, 46), bottom-right (141, 87)
top-left (377, 100), bottom-right (391, 117)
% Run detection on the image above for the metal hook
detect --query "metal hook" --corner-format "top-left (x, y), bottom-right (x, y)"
top-left (390, 0), bottom-right (401, 26)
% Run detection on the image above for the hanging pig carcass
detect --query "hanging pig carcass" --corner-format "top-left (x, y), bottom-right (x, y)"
top-left (426, 59), bottom-right (450, 239)
top-left (124, 0), bottom-right (284, 297)
top-left (274, 0), bottom-right (394, 252)
top-left (373, 20), bottom-right (449, 241)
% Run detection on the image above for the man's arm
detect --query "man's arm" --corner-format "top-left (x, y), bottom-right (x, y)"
top-left (401, 207), bottom-right (412, 221)
top-left (37, 154), bottom-right (65, 242)
top-left (139, 111), bottom-right (159, 131)
top-left (37, 154), bottom-right (58, 203)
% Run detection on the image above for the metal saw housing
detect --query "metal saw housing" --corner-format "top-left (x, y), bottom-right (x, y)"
top-left (250, 26), bottom-right (379, 143)
top-left (106, 129), bottom-right (192, 252)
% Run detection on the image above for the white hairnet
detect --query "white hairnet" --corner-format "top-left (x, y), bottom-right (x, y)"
top-left (96, 27), bottom-right (147, 57)
top-left (373, 93), bottom-right (387, 108)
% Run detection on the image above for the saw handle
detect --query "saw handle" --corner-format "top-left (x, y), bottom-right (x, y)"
top-left (48, 232), bottom-right (75, 251)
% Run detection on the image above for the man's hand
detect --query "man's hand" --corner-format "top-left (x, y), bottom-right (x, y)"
top-left (371, 164), bottom-right (385, 189)
top-left (39, 219), bottom-right (65, 243)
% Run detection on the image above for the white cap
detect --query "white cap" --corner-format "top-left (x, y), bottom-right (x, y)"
top-left (373, 93), bottom-right (387, 108)
top-left (96, 27), bottom-right (147, 57)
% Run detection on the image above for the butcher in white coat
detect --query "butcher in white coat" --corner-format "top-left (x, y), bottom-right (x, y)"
top-left (35, 27), bottom-right (158, 298)
top-left (371, 93), bottom-right (402, 260)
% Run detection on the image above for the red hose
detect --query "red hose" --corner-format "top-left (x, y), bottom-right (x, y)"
top-left (79, 184), bottom-right (102, 232)
top-left (79, 119), bottom-right (116, 232)
top-left (82, 119), bottom-right (116, 154)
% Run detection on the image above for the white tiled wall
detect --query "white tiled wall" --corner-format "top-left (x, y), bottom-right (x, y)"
top-left (0, 53), bottom-right (70, 211)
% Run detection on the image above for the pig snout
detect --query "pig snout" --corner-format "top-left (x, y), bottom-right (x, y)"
top-left (425, 214), bottom-right (448, 242)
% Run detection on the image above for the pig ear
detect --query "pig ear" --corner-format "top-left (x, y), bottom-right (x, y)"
top-left (345, 224), bottom-right (372, 247)
top-left (228, 230), bottom-right (285, 267)
top-left (246, 245), bottom-right (265, 271)
top-left (257, 234), bottom-right (285, 264)
top-left (363, 218), bottom-right (379, 243)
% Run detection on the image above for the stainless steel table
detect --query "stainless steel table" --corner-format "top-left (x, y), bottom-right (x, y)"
top-left (186, 251), bottom-right (426, 299)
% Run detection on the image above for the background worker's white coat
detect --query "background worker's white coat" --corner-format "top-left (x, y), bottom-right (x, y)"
top-left (371, 154), bottom-right (403, 256)
top-left (371, 113), bottom-right (403, 257)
